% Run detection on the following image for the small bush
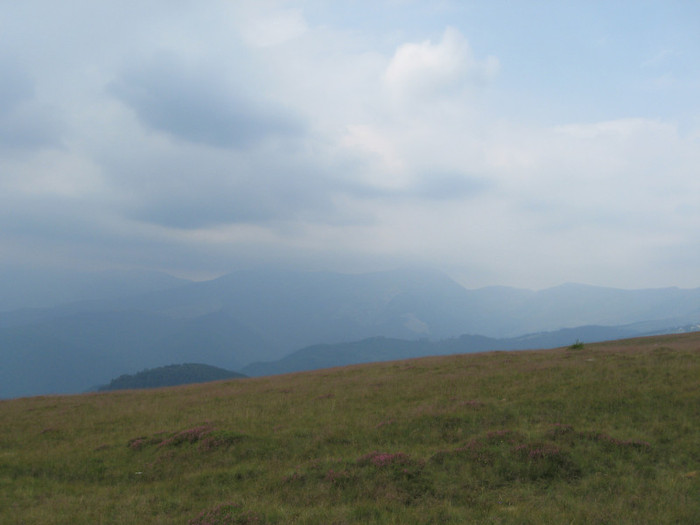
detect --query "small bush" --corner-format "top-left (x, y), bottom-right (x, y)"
top-left (569, 339), bottom-right (585, 350)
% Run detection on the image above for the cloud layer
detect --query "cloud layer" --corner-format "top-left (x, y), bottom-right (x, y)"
top-left (0, 1), bottom-right (698, 288)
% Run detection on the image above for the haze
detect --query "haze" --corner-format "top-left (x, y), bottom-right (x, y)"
top-left (2, 1), bottom-right (699, 289)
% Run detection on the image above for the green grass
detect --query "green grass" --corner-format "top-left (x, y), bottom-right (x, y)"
top-left (1, 332), bottom-right (699, 524)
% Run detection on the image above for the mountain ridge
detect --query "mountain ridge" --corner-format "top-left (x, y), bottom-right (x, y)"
top-left (241, 322), bottom-right (700, 377)
top-left (0, 267), bottom-right (698, 398)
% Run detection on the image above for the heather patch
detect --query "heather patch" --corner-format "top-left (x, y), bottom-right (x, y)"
top-left (430, 439), bottom-right (484, 469)
top-left (282, 470), bottom-right (306, 484)
top-left (485, 429), bottom-right (524, 444)
top-left (428, 426), bottom-right (622, 483)
top-left (356, 451), bottom-right (431, 504)
top-left (510, 442), bottom-right (580, 481)
top-left (357, 451), bottom-right (415, 468)
top-left (199, 430), bottom-right (248, 452)
top-left (159, 424), bottom-right (214, 447)
top-left (458, 399), bottom-right (484, 408)
top-left (127, 424), bottom-right (249, 453)
top-left (323, 467), bottom-right (353, 486)
top-left (189, 502), bottom-right (267, 525)
top-left (546, 423), bottom-right (576, 437)
top-left (127, 436), bottom-right (149, 451)
top-left (315, 393), bottom-right (334, 400)
top-left (375, 418), bottom-right (395, 429)
top-left (581, 431), bottom-right (651, 450)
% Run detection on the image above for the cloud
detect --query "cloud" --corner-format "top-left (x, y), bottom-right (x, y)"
top-left (0, 59), bottom-right (33, 116)
top-left (110, 54), bottom-right (303, 148)
top-left (383, 26), bottom-right (499, 102)
top-left (484, 118), bottom-right (700, 247)
top-left (0, 2), bottom-right (698, 289)
top-left (412, 172), bottom-right (491, 201)
top-left (238, 6), bottom-right (307, 48)
top-left (0, 59), bottom-right (60, 150)
top-left (125, 161), bottom-right (339, 230)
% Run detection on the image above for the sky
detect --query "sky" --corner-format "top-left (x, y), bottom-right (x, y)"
top-left (1, 0), bottom-right (699, 290)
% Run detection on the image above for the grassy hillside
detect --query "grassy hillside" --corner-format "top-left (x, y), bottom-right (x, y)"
top-left (1, 333), bottom-right (699, 524)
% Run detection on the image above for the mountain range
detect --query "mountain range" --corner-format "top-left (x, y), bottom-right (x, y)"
top-left (1, 267), bottom-right (698, 398)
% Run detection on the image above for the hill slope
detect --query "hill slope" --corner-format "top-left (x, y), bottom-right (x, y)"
top-left (1, 332), bottom-right (698, 524)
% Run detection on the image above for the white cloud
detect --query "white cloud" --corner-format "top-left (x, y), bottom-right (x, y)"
top-left (383, 26), bottom-right (499, 103)
top-left (341, 124), bottom-right (408, 188)
top-left (239, 7), bottom-right (308, 48)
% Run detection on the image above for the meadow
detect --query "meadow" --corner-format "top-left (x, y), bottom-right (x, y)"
top-left (1, 332), bottom-right (699, 524)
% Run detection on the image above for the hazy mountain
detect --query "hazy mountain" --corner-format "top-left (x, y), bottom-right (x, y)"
top-left (0, 267), bottom-right (698, 398)
top-left (454, 283), bottom-right (700, 337)
top-left (0, 267), bottom-right (190, 312)
top-left (96, 363), bottom-right (246, 392)
top-left (62, 267), bottom-right (700, 342)
top-left (146, 311), bottom-right (276, 368)
top-left (0, 324), bottom-right (110, 399)
top-left (241, 324), bottom-right (645, 377)
top-left (98, 267), bottom-right (478, 347)
top-left (0, 310), bottom-right (178, 398)
top-left (241, 337), bottom-right (437, 376)
top-left (0, 309), bottom-right (270, 398)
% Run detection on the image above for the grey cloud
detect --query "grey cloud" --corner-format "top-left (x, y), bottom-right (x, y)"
top-left (0, 60), bottom-right (33, 116)
top-left (0, 106), bottom-right (61, 150)
top-left (342, 170), bottom-right (491, 202)
top-left (0, 59), bottom-right (60, 150)
top-left (132, 174), bottom-right (334, 229)
top-left (104, 148), bottom-right (341, 229)
top-left (109, 56), bottom-right (303, 149)
top-left (0, 199), bottom-right (118, 272)
top-left (413, 172), bottom-right (491, 200)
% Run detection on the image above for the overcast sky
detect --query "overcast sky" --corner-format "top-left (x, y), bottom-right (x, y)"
top-left (1, 1), bottom-right (699, 289)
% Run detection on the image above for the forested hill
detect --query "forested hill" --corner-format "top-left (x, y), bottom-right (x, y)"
top-left (97, 363), bottom-right (246, 392)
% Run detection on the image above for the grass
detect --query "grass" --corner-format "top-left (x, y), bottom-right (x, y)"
top-left (1, 332), bottom-right (699, 523)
